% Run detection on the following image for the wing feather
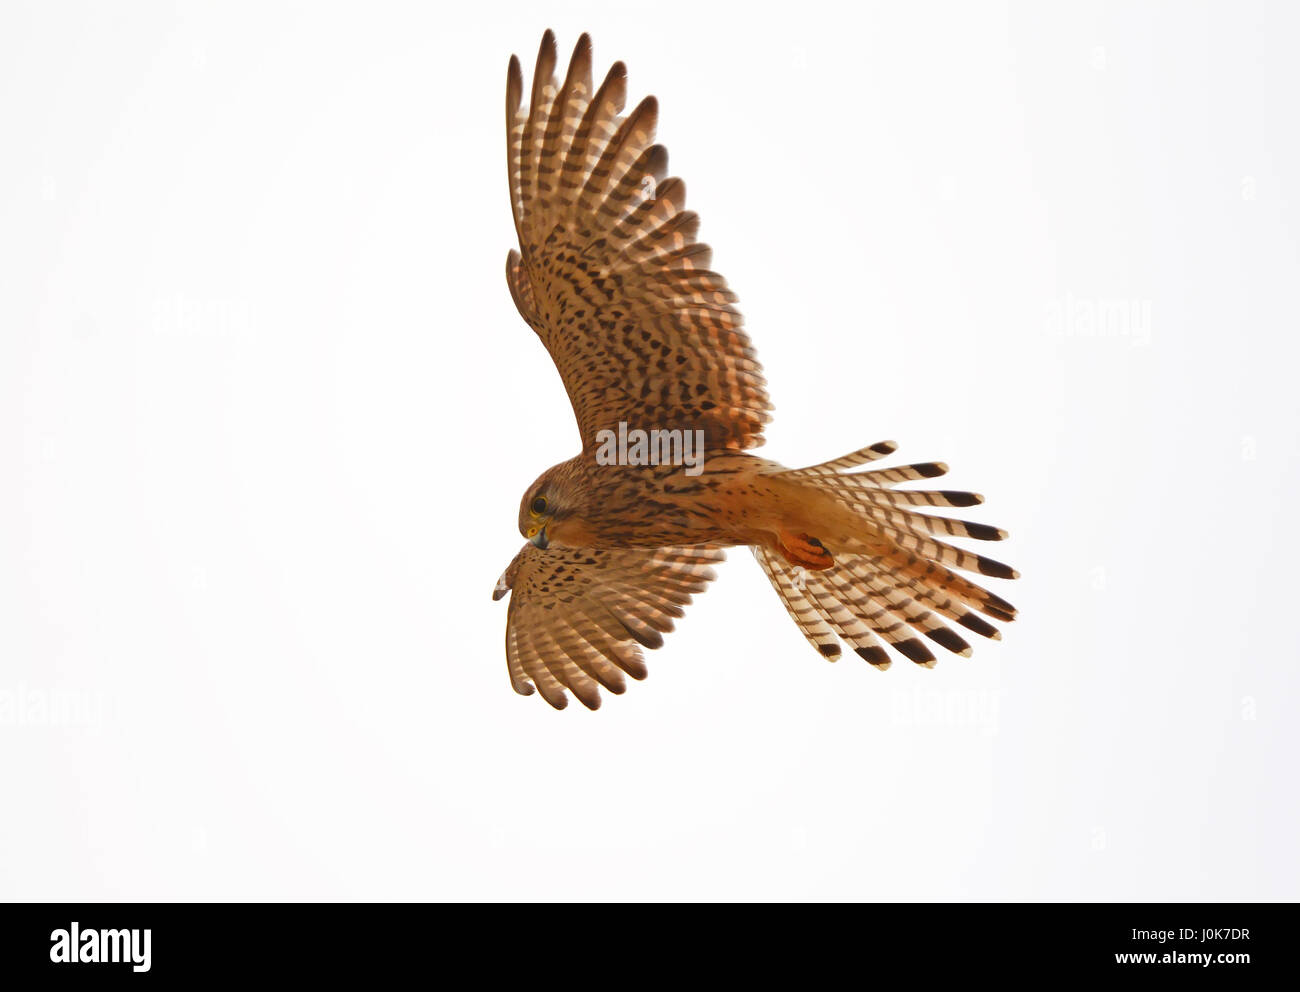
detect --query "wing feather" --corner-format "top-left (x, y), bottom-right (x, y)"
top-left (506, 32), bottom-right (772, 452)
top-left (496, 544), bottom-right (725, 709)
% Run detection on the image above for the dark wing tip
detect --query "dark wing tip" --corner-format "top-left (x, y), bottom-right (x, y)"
top-left (976, 556), bottom-right (1019, 580)
top-left (530, 30), bottom-right (558, 103)
top-left (623, 623), bottom-right (664, 650)
top-left (895, 637), bottom-right (936, 666)
top-left (492, 568), bottom-right (513, 601)
top-left (983, 595), bottom-right (1018, 622)
top-left (927, 626), bottom-right (972, 657)
top-left (855, 645), bottom-right (891, 668)
top-left (506, 55), bottom-right (523, 109)
top-left (956, 612), bottom-right (1000, 639)
top-left (964, 521), bottom-right (1005, 541)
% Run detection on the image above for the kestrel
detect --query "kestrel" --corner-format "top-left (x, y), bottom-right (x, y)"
top-left (493, 31), bottom-right (1018, 709)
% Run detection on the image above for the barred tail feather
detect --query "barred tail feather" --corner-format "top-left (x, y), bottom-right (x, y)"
top-left (759, 441), bottom-right (1017, 666)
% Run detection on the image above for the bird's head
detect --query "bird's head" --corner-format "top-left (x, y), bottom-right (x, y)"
top-left (517, 460), bottom-right (590, 550)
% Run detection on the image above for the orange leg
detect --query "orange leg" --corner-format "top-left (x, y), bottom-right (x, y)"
top-left (778, 530), bottom-right (834, 571)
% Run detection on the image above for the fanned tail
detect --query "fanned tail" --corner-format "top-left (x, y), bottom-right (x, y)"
top-left (757, 441), bottom-right (1018, 667)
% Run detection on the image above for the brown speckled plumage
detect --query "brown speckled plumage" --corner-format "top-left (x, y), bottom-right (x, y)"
top-left (494, 32), bottom-right (1017, 709)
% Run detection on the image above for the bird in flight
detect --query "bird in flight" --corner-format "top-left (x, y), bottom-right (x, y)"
top-left (493, 31), bottom-right (1017, 709)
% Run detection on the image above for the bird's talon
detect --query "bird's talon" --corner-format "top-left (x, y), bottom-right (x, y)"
top-left (780, 531), bottom-right (834, 570)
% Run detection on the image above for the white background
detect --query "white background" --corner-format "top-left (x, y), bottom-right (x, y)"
top-left (2, 1), bottom-right (1297, 901)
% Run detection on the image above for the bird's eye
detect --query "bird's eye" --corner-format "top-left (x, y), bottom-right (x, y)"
top-left (531, 496), bottom-right (547, 515)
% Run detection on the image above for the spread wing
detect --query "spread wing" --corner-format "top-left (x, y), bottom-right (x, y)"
top-left (492, 543), bottom-right (725, 709)
top-left (505, 31), bottom-right (772, 452)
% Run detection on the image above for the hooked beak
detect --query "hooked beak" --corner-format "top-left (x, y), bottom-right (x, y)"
top-left (529, 525), bottom-right (549, 550)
